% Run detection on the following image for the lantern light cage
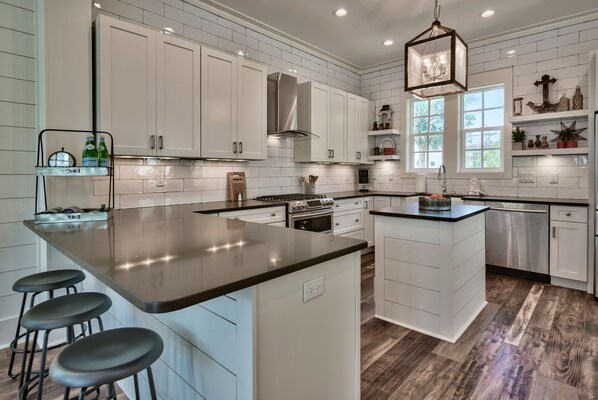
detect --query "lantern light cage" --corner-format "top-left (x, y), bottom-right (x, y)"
top-left (404, 0), bottom-right (468, 98)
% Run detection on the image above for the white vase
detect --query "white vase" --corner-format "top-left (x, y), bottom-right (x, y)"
top-left (512, 142), bottom-right (523, 151)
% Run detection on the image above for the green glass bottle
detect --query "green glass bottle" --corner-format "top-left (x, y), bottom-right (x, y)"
top-left (97, 136), bottom-right (110, 167)
top-left (82, 134), bottom-right (98, 167)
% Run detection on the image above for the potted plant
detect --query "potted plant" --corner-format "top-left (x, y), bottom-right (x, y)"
top-left (511, 127), bottom-right (526, 150)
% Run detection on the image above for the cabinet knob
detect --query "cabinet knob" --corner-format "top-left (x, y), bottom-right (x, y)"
top-left (335, 204), bottom-right (339, 208)
top-left (565, 212), bottom-right (572, 216)
top-left (271, 213), bottom-right (276, 217)
top-left (335, 222), bottom-right (340, 226)
top-left (355, 219), bottom-right (360, 222)
top-left (355, 202), bottom-right (359, 205)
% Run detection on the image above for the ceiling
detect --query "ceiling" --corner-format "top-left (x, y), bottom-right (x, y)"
top-left (198, 0), bottom-right (598, 70)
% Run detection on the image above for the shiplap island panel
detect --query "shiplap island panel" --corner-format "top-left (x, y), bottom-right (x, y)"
top-left (371, 204), bottom-right (490, 343)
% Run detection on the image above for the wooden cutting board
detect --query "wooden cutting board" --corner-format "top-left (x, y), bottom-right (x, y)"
top-left (227, 172), bottom-right (247, 201)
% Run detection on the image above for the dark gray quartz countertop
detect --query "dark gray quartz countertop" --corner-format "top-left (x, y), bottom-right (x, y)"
top-left (328, 191), bottom-right (421, 199)
top-left (370, 203), bottom-right (490, 222)
top-left (191, 199), bottom-right (287, 213)
top-left (24, 204), bottom-right (366, 313)
top-left (460, 195), bottom-right (589, 206)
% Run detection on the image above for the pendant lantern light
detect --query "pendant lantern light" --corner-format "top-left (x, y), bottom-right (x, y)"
top-left (404, 0), bottom-right (468, 98)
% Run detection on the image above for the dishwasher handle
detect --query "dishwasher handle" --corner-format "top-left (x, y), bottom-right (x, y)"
top-left (489, 207), bottom-right (548, 214)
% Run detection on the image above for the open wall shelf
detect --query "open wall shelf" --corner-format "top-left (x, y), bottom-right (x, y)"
top-left (510, 110), bottom-right (588, 124)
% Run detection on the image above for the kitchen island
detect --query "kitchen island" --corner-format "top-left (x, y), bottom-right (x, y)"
top-left (24, 203), bottom-right (367, 400)
top-left (371, 203), bottom-right (490, 343)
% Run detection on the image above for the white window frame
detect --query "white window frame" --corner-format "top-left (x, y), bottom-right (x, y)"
top-left (408, 96), bottom-right (445, 171)
top-left (460, 84), bottom-right (505, 173)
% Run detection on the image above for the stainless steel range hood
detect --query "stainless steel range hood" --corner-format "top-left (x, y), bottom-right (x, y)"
top-left (267, 73), bottom-right (318, 138)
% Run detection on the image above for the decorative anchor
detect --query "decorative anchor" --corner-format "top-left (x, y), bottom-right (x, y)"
top-left (527, 74), bottom-right (559, 114)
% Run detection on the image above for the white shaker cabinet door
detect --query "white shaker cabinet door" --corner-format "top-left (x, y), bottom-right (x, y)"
top-left (201, 48), bottom-right (237, 159)
top-left (329, 87), bottom-right (347, 162)
top-left (237, 59), bottom-right (267, 160)
top-left (357, 96), bottom-right (371, 164)
top-left (156, 35), bottom-right (201, 158)
top-left (296, 82), bottom-right (330, 162)
top-left (550, 220), bottom-right (588, 282)
top-left (96, 15), bottom-right (156, 156)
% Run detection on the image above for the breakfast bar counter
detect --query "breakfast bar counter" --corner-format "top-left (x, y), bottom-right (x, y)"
top-left (24, 203), bottom-right (366, 400)
top-left (370, 203), bottom-right (490, 343)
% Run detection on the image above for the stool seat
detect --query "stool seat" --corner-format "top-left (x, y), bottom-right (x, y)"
top-left (21, 292), bottom-right (111, 331)
top-left (50, 327), bottom-right (164, 389)
top-left (12, 269), bottom-right (85, 293)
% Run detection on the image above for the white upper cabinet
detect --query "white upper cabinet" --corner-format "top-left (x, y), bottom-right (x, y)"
top-left (329, 88), bottom-right (347, 162)
top-left (156, 35), bottom-right (201, 158)
top-left (96, 15), bottom-right (201, 158)
top-left (96, 15), bottom-right (156, 156)
top-left (201, 48), bottom-right (237, 159)
top-left (201, 48), bottom-right (267, 160)
top-left (296, 82), bottom-right (369, 164)
top-left (347, 93), bottom-right (370, 163)
top-left (296, 81), bottom-right (330, 162)
top-left (237, 59), bottom-right (267, 160)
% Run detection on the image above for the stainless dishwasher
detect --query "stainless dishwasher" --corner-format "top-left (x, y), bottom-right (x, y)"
top-left (485, 201), bottom-right (549, 279)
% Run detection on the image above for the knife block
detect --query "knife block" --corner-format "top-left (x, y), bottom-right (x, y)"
top-left (227, 172), bottom-right (247, 201)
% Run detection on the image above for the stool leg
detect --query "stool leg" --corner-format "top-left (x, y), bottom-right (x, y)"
top-left (133, 373), bottom-right (140, 400)
top-left (35, 330), bottom-right (51, 400)
top-left (147, 366), bottom-right (158, 400)
top-left (18, 329), bottom-right (31, 389)
top-left (63, 387), bottom-right (70, 400)
top-left (78, 387), bottom-right (87, 400)
top-left (7, 293), bottom-right (27, 379)
top-left (88, 320), bottom-right (93, 335)
top-left (22, 329), bottom-right (38, 398)
top-left (97, 316), bottom-right (104, 332)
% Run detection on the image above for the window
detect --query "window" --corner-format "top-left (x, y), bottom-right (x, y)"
top-left (461, 85), bottom-right (505, 170)
top-left (410, 97), bottom-right (444, 169)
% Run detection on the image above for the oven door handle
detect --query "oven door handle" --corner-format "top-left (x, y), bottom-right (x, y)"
top-left (291, 210), bottom-right (333, 220)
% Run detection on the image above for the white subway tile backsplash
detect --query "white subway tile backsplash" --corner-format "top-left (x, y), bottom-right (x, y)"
top-left (142, 11), bottom-right (182, 33)
top-left (120, 193), bottom-right (165, 209)
top-left (537, 32), bottom-right (578, 50)
top-left (183, 24), bottom-right (218, 47)
top-left (518, 48), bottom-right (557, 65)
top-left (122, 0), bottom-right (163, 15)
top-left (182, 2), bottom-right (217, 23)
top-left (202, 19), bottom-right (232, 41)
top-left (164, 4), bottom-right (201, 27)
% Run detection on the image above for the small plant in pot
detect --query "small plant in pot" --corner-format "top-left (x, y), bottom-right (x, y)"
top-left (551, 121), bottom-right (587, 149)
top-left (511, 127), bottom-right (526, 150)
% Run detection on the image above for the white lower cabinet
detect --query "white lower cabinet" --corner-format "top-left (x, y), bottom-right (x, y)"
top-left (218, 206), bottom-right (286, 226)
top-left (333, 197), bottom-right (364, 238)
top-left (373, 196), bottom-right (391, 210)
top-left (549, 205), bottom-right (588, 282)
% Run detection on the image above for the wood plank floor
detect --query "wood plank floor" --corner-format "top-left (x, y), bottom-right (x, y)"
top-left (361, 254), bottom-right (598, 400)
top-left (1, 253), bottom-right (596, 399)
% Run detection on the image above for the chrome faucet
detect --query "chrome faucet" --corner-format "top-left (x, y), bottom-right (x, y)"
top-left (437, 164), bottom-right (448, 195)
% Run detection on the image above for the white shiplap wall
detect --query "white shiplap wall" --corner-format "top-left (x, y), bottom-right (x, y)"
top-left (0, 0), bottom-right (38, 347)
top-left (363, 17), bottom-right (598, 199)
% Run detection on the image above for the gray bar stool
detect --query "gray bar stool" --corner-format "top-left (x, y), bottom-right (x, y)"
top-left (8, 269), bottom-right (86, 379)
top-left (18, 292), bottom-right (112, 400)
top-left (50, 327), bottom-right (164, 400)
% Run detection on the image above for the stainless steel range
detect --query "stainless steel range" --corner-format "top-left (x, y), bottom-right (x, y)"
top-left (255, 194), bottom-right (334, 233)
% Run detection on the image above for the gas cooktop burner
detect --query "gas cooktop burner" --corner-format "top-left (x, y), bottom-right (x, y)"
top-left (255, 194), bottom-right (327, 201)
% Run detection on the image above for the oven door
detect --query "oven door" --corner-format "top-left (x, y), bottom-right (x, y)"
top-left (289, 210), bottom-right (333, 234)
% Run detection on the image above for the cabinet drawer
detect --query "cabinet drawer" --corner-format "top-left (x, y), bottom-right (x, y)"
top-left (550, 205), bottom-right (587, 223)
top-left (334, 210), bottom-right (363, 235)
top-left (334, 197), bottom-right (363, 213)
top-left (219, 206), bottom-right (286, 224)
top-left (338, 230), bottom-right (364, 240)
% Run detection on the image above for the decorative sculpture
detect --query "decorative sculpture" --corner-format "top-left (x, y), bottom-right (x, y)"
top-left (527, 74), bottom-right (559, 114)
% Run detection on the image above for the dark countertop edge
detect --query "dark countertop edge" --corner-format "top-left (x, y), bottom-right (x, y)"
top-left (370, 205), bottom-right (490, 222)
top-left (329, 191), bottom-right (422, 199)
top-left (461, 196), bottom-right (589, 206)
top-left (193, 200), bottom-right (287, 214)
top-left (24, 220), bottom-right (367, 313)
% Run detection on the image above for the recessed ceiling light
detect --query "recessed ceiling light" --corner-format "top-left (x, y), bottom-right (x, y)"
top-left (334, 8), bottom-right (348, 17)
top-left (480, 9), bottom-right (495, 18)
top-left (382, 40), bottom-right (394, 46)
top-left (94, 2), bottom-right (101, 8)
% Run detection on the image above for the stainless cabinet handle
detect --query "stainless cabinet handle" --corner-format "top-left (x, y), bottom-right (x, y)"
top-left (329, 149), bottom-right (333, 158)
top-left (355, 202), bottom-right (359, 205)
top-left (364, 200), bottom-right (368, 210)
top-left (239, 142), bottom-right (243, 154)
top-left (335, 204), bottom-right (340, 208)
top-left (489, 207), bottom-right (547, 214)
top-left (552, 226), bottom-right (556, 238)
top-left (233, 142), bottom-right (238, 153)
top-left (357, 152), bottom-right (361, 160)
top-left (158, 135), bottom-right (163, 150)
top-left (150, 135), bottom-right (156, 149)
top-left (332, 149), bottom-right (335, 158)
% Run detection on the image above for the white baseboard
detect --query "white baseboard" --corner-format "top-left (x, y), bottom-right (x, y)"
top-left (551, 276), bottom-right (588, 292)
top-left (0, 316), bottom-right (18, 350)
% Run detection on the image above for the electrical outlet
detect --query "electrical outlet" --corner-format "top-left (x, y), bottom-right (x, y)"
top-left (303, 276), bottom-right (325, 302)
top-left (549, 174), bottom-right (558, 184)
top-left (156, 169), bottom-right (165, 187)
